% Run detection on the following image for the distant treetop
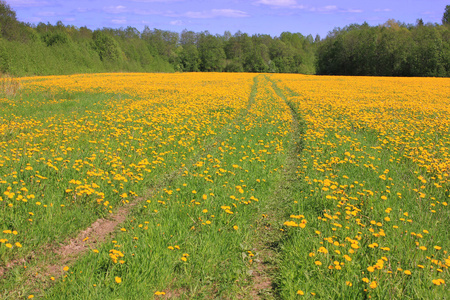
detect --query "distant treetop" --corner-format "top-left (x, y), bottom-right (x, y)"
top-left (443, 5), bottom-right (450, 25)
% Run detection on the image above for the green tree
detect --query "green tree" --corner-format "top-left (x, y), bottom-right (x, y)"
top-left (179, 44), bottom-right (200, 72)
top-left (0, 0), bottom-right (17, 40)
top-left (443, 5), bottom-right (450, 25)
top-left (270, 38), bottom-right (296, 73)
top-left (0, 41), bottom-right (11, 73)
top-left (92, 30), bottom-right (123, 62)
top-left (244, 44), bottom-right (269, 72)
top-left (197, 32), bottom-right (225, 72)
top-left (0, 0), bottom-right (33, 42)
top-left (179, 30), bottom-right (199, 71)
top-left (141, 27), bottom-right (179, 62)
top-left (410, 25), bottom-right (445, 76)
top-left (41, 31), bottom-right (70, 46)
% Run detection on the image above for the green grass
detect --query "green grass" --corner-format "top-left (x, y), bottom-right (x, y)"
top-left (273, 76), bottom-right (449, 299)
top-left (36, 75), bottom-right (295, 299)
top-left (0, 74), bottom-right (255, 299)
top-left (1, 73), bottom-right (448, 299)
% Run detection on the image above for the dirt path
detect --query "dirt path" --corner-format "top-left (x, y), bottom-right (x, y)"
top-left (0, 179), bottom-right (178, 299)
top-left (46, 202), bottom-right (134, 277)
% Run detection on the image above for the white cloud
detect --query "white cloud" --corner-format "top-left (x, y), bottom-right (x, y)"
top-left (323, 5), bottom-right (337, 11)
top-left (184, 9), bottom-right (249, 19)
top-left (170, 20), bottom-right (184, 25)
top-left (346, 9), bottom-right (363, 13)
top-left (255, 0), bottom-right (297, 7)
top-left (211, 9), bottom-right (249, 18)
top-left (104, 6), bottom-right (128, 14)
top-left (307, 5), bottom-right (362, 14)
top-left (75, 8), bottom-right (91, 13)
top-left (100, 6), bottom-right (249, 19)
top-left (256, 2), bottom-right (362, 14)
top-left (374, 8), bottom-right (392, 12)
top-left (133, 9), bottom-right (166, 16)
top-left (184, 11), bottom-right (210, 18)
top-left (111, 18), bottom-right (128, 24)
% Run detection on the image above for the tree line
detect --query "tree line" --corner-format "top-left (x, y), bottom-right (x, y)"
top-left (0, 1), bottom-right (316, 76)
top-left (1, 1), bottom-right (449, 77)
top-left (317, 5), bottom-right (450, 77)
top-left (316, 18), bottom-right (450, 77)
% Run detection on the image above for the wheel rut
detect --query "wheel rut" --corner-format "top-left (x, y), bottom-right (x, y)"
top-left (245, 76), bottom-right (305, 299)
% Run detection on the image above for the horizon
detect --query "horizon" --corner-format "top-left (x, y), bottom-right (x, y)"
top-left (5, 0), bottom-right (449, 38)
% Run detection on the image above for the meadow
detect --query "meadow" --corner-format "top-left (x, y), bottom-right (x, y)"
top-left (0, 73), bottom-right (449, 299)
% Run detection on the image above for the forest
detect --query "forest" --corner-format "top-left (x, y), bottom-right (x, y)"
top-left (0, 1), bottom-right (449, 77)
top-left (316, 19), bottom-right (450, 77)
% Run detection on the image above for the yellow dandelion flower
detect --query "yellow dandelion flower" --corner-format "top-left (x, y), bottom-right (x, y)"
top-left (155, 291), bottom-right (166, 295)
top-left (432, 279), bottom-right (445, 285)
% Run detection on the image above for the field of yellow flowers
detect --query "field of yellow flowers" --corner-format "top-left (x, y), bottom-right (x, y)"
top-left (272, 74), bottom-right (450, 299)
top-left (0, 73), bottom-right (449, 299)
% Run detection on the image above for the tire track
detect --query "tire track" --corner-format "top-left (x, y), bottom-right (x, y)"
top-left (245, 75), bottom-right (304, 299)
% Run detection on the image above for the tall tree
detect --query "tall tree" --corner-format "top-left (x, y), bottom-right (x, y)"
top-left (197, 32), bottom-right (226, 72)
top-left (0, 0), bottom-right (17, 40)
top-left (443, 5), bottom-right (450, 25)
top-left (179, 30), bottom-right (199, 71)
top-left (0, 0), bottom-right (32, 41)
top-left (142, 27), bottom-right (179, 61)
top-left (92, 30), bottom-right (123, 62)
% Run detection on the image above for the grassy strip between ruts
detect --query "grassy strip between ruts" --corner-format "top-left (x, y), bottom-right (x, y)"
top-left (237, 76), bottom-right (307, 299)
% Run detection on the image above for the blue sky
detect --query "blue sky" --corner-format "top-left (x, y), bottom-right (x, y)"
top-left (6, 0), bottom-right (449, 38)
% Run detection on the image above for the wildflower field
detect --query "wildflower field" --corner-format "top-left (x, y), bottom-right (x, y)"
top-left (0, 73), bottom-right (449, 299)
